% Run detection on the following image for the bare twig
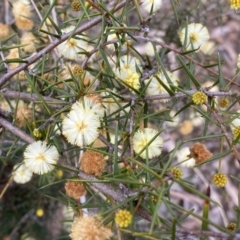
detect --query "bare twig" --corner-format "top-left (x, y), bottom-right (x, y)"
top-left (0, 176), bottom-right (13, 200)
top-left (0, 88), bottom-right (66, 108)
top-left (0, 116), bottom-right (34, 143)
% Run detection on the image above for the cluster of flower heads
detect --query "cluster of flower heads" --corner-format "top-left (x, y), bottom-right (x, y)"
top-left (114, 55), bottom-right (142, 93)
top-left (13, 141), bottom-right (60, 184)
top-left (62, 95), bottom-right (103, 147)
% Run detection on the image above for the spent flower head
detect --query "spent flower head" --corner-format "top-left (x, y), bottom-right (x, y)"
top-left (65, 181), bottom-right (86, 200)
top-left (24, 141), bottom-right (59, 174)
top-left (212, 173), bottom-right (227, 187)
top-left (80, 150), bottom-right (106, 176)
top-left (227, 222), bottom-right (237, 231)
top-left (115, 209), bottom-right (132, 228)
top-left (70, 215), bottom-right (113, 240)
top-left (133, 128), bottom-right (163, 159)
top-left (12, 0), bottom-right (34, 30)
top-left (0, 23), bottom-right (10, 40)
top-left (189, 142), bottom-right (212, 164)
top-left (179, 23), bottom-right (209, 51)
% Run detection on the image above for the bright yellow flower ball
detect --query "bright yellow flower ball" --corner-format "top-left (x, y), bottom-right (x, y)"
top-left (192, 91), bottom-right (207, 105)
top-left (171, 167), bottom-right (183, 179)
top-left (36, 208), bottom-right (44, 217)
top-left (212, 173), bottom-right (227, 187)
top-left (115, 209), bottom-right (132, 228)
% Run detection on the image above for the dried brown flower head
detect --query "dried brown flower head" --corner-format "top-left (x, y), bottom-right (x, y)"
top-left (12, 0), bottom-right (34, 30)
top-left (65, 181), bottom-right (86, 200)
top-left (80, 150), bottom-right (106, 176)
top-left (14, 100), bottom-right (33, 128)
top-left (179, 120), bottom-right (193, 135)
top-left (189, 142), bottom-right (212, 164)
top-left (70, 215), bottom-right (113, 240)
top-left (5, 48), bottom-right (20, 69)
top-left (0, 23), bottom-right (10, 40)
top-left (21, 32), bottom-right (37, 53)
top-left (12, 0), bottom-right (32, 17)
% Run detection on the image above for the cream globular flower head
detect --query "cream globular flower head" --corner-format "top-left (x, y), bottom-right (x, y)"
top-left (230, 0), bottom-right (240, 10)
top-left (141, 0), bottom-right (162, 13)
top-left (145, 70), bottom-right (178, 102)
top-left (24, 141), bottom-right (59, 174)
top-left (62, 108), bottom-right (100, 147)
top-left (13, 163), bottom-right (33, 184)
top-left (70, 215), bottom-right (113, 240)
top-left (57, 26), bottom-right (88, 60)
top-left (133, 128), bottom-right (163, 159)
top-left (179, 23), bottom-right (210, 52)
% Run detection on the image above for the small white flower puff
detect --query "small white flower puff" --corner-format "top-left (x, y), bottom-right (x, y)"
top-left (145, 70), bottom-right (178, 102)
top-left (62, 109), bottom-right (100, 147)
top-left (133, 128), bottom-right (163, 159)
top-left (13, 163), bottom-right (33, 184)
top-left (57, 26), bottom-right (88, 60)
top-left (179, 23), bottom-right (209, 51)
top-left (141, 0), bottom-right (162, 13)
top-left (24, 141), bottom-right (59, 175)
